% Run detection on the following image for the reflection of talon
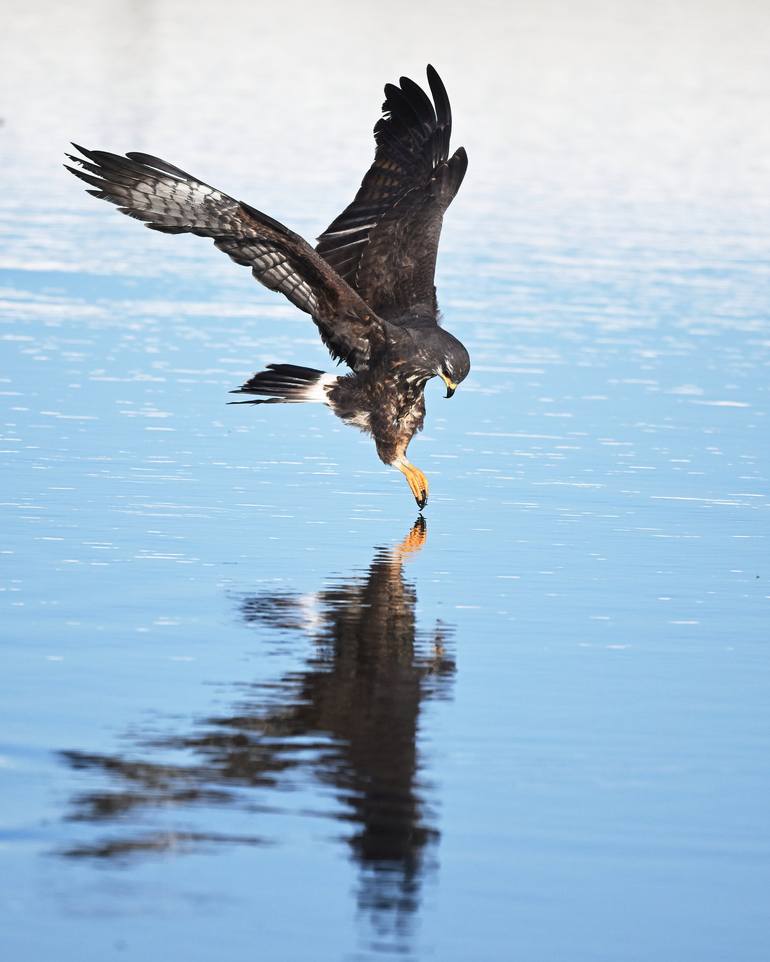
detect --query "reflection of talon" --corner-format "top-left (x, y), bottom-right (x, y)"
top-left (396, 516), bottom-right (428, 559)
top-left (394, 457), bottom-right (429, 510)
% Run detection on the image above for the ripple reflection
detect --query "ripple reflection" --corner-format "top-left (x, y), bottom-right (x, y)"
top-left (59, 518), bottom-right (455, 948)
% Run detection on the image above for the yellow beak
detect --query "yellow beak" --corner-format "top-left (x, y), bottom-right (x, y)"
top-left (439, 373), bottom-right (457, 399)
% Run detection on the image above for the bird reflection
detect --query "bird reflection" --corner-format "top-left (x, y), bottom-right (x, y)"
top-left (60, 518), bottom-right (455, 945)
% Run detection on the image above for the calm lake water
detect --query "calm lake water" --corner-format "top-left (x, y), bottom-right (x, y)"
top-left (2, 2), bottom-right (769, 959)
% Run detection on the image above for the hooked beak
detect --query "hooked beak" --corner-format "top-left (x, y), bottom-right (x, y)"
top-left (439, 373), bottom-right (457, 399)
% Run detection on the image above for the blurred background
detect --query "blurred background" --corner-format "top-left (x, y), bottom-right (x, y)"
top-left (1, 1), bottom-right (769, 960)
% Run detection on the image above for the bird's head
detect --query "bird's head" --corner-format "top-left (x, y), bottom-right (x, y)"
top-left (432, 330), bottom-right (470, 398)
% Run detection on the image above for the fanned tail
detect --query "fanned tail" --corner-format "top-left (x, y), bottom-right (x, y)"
top-left (228, 364), bottom-right (336, 405)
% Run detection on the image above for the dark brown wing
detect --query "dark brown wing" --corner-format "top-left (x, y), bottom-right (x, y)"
top-left (66, 146), bottom-right (387, 370)
top-left (316, 65), bottom-right (468, 321)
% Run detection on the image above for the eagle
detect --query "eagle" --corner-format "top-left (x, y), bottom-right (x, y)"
top-left (66, 65), bottom-right (470, 510)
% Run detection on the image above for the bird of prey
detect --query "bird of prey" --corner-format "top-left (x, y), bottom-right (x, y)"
top-left (66, 65), bottom-right (470, 509)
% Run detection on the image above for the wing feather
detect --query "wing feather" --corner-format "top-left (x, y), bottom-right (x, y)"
top-left (316, 65), bottom-right (467, 321)
top-left (66, 147), bottom-right (386, 370)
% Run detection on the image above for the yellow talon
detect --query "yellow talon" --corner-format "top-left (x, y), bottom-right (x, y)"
top-left (394, 457), bottom-right (429, 510)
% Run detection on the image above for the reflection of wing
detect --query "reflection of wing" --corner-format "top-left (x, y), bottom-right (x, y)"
top-left (316, 66), bottom-right (468, 320)
top-left (66, 147), bottom-right (386, 370)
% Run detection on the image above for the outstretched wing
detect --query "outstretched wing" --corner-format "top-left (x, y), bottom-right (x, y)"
top-left (315, 65), bottom-right (467, 322)
top-left (66, 147), bottom-right (386, 370)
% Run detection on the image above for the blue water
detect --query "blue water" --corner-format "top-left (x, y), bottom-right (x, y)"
top-left (2, 2), bottom-right (770, 959)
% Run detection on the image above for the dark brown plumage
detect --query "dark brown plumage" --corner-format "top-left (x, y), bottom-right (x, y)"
top-left (66, 65), bottom-right (470, 509)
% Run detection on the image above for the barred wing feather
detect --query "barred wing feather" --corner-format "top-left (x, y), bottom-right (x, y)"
top-left (66, 146), bottom-right (385, 370)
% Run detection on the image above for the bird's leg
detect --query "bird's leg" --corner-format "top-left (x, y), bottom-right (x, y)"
top-left (394, 457), bottom-right (429, 510)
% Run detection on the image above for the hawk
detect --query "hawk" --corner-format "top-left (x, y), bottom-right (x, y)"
top-left (66, 65), bottom-right (470, 509)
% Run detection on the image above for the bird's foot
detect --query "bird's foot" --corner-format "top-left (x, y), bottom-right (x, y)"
top-left (394, 458), bottom-right (429, 511)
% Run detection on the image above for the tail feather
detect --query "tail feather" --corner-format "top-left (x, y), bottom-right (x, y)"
top-left (228, 364), bottom-right (335, 405)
